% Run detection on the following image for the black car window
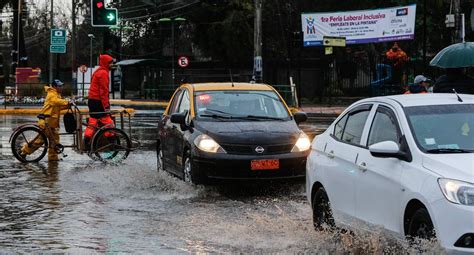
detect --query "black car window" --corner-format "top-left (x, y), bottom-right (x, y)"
top-left (334, 114), bottom-right (348, 140)
top-left (341, 109), bottom-right (370, 145)
top-left (368, 106), bottom-right (400, 146)
top-left (169, 90), bottom-right (183, 115)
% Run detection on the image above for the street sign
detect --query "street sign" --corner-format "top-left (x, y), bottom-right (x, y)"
top-left (51, 29), bottom-right (67, 45)
top-left (50, 45), bottom-right (66, 54)
top-left (325, 47), bottom-right (333, 55)
top-left (79, 65), bottom-right (88, 73)
top-left (178, 56), bottom-right (189, 68)
top-left (323, 36), bottom-right (346, 47)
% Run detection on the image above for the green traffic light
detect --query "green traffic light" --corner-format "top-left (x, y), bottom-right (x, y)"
top-left (107, 13), bottom-right (115, 21)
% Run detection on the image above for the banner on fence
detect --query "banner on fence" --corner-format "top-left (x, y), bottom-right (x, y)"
top-left (301, 4), bottom-right (416, 47)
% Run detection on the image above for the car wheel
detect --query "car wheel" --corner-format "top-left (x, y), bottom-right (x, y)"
top-left (407, 208), bottom-right (435, 240)
top-left (183, 151), bottom-right (205, 185)
top-left (157, 142), bottom-right (164, 172)
top-left (312, 187), bottom-right (335, 231)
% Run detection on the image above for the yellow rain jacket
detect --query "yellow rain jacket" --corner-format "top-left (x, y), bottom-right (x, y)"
top-left (39, 86), bottom-right (69, 128)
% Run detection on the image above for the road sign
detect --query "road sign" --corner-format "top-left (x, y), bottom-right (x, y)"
top-left (325, 47), bottom-right (333, 55)
top-left (323, 36), bottom-right (346, 47)
top-left (50, 45), bottom-right (66, 54)
top-left (79, 65), bottom-right (88, 73)
top-left (178, 56), bottom-right (189, 68)
top-left (51, 29), bottom-right (67, 45)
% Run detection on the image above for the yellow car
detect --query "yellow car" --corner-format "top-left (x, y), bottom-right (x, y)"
top-left (157, 82), bottom-right (309, 184)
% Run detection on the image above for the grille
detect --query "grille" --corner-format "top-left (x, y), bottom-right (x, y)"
top-left (221, 144), bottom-right (293, 155)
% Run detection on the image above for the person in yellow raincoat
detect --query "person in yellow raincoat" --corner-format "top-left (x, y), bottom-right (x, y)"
top-left (19, 79), bottom-right (70, 161)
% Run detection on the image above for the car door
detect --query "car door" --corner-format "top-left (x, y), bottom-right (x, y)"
top-left (355, 104), bottom-right (404, 233)
top-left (169, 89), bottom-right (191, 175)
top-left (162, 89), bottom-right (183, 171)
top-left (322, 104), bottom-right (373, 224)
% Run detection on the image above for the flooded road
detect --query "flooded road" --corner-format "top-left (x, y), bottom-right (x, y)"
top-left (0, 113), bottom-right (443, 253)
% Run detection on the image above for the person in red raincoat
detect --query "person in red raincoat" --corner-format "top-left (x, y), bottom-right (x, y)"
top-left (84, 54), bottom-right (115, 148)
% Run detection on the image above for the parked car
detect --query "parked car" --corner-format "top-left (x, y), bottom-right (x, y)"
top-left (157, 82), bottom-right (310, 184)
top-left (306, 94), bottom-right (474, 253)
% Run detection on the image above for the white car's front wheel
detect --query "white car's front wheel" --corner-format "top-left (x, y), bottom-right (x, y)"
top-left (407, 208), bottom-right (436, 241)
top-left (312, 187), bottom-right (335, 231)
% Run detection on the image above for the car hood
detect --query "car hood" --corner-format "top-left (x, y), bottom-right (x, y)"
top-left (422, 154), bottom-right (474, 182)
top-left (194, 120), bottom-right (300, 145)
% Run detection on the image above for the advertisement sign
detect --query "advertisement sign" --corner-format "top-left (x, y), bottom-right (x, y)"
top-left (301, 4), bottom-right (416, 46)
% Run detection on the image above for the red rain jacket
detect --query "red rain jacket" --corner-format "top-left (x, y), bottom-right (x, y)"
top-left (89, 54), bottom-right (113, 109)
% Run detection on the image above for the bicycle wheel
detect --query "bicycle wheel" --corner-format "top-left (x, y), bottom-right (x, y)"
top-left (91, 127), bottom-right (131, 163)
top-left (11, 127), bottom-right (48, 163)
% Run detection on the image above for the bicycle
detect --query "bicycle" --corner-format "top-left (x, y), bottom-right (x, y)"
top-left (10, 102), bottom-right (134, 163)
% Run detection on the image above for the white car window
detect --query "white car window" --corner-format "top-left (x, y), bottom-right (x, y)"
top-left (333, 114), bottom-right (348, 140)
top-left (342, 110), bottom-right (370, 145)
top-left (368, 107), bottom-right (400, 146)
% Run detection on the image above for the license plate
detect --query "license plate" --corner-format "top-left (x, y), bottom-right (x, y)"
top-left (251, 159), bottom-right (279, 170)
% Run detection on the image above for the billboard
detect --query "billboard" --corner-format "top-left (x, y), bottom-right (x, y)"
top-left (301, 4), bottom-right (416, 46)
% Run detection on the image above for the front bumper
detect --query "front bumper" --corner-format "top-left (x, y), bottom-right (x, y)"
top-left (192, 149), bottom-right (308, 182)
top-left (431, 199), bottom-right (474, 254)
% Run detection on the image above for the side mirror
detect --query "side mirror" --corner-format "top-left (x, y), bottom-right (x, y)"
top-left (293, 112), bottom-right (308, 124)
top-left (369, 140), bottom-right (410, 161)
top-left (170, 112), bottom-right (187, 126)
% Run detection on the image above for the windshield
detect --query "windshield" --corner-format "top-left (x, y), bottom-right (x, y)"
top-left (194, 90), bottom-right (290, 120)
top-left (405, 104), bottom-right (474, 153)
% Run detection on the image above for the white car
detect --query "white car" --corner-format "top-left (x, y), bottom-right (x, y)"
top-left (306, 94), bottom-right (474, 253)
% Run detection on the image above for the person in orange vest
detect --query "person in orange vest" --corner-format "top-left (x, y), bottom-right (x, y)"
top-left (405, 75), bottom-right (431, 94)
top-left (84, 54), bottom-right (115, 149)
top-left (19, 79), bottom-right (70, 161)
top-left (386, 42), bottom-right (409, 85)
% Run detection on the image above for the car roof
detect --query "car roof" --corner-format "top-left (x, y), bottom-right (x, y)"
top-left (185, 82), bottom-right (275, 92)
top-left (358, 93), bottom-right (474, 107)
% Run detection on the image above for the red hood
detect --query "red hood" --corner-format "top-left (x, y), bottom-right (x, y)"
top-left (99, 54), bottom-right (114, 70)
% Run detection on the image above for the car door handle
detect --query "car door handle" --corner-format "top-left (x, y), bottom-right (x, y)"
top-left (358, 162), bottom-right (367, 172)
top-left (327, 150), bottom-right (335, 159)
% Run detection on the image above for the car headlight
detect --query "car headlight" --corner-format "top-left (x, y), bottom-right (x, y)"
top-left (291, 132), bottom-right (311, 152)
top-left (194, 134), bottom-right (226, 153)
top-left (438, 178), bottom-right (474, 206)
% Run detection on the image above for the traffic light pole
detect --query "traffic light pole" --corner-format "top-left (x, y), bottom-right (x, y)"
top-left (49, 0), bottom-right (54, 83)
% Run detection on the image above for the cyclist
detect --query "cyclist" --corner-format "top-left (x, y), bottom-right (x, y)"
top-left (19, 79), bottom-right (70, 161)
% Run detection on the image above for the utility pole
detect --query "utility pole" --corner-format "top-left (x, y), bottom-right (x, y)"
top-left (423, 0), bottom-right (427, 71)
top-left (16, 0), bottom-right (20, 68)
top-left (49, 0), bottom-right (54, 83)
top-left (72, 0), bottom-right (77, 92)
top-left (253, 0), bottom-right (263, 83)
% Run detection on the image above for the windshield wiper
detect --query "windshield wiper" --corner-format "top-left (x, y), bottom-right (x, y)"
top-left (199, 114), bottom-right (233, 119)
top-left (426, 148), bottom-right (474, 154)
top-left (234, 115), bottom-right (286, 121)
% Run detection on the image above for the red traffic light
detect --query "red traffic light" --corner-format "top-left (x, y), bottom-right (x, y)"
top-left (96, 2), bottom-right (103, 8)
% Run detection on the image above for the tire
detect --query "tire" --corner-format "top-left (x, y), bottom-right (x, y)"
top-left (183, 151), bottom-right (205, 185)
top-left (157, 141), bottom-right (164, 172)
top-left (407, 208), bottom-right (436, 241)
top-left (91, 127), bottom-right (131, 163)
top-left (312, 187), bottom-right (335, 231)
top-left (11, 126), bottom-right (48, 163)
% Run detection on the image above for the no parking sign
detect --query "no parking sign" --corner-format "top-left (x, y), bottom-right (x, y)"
top-left (178, 56), bottom-right (189, 68)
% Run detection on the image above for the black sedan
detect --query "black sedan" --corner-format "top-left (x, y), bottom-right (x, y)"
top-left (157, 82), bottom-right (310, 184)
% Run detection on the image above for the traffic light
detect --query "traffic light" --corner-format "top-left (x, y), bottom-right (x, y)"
top-left (91, 0), bottom-right (118, 27)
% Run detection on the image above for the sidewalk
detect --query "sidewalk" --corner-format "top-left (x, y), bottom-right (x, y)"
top-left (300, 105), bottom-right (347, 116)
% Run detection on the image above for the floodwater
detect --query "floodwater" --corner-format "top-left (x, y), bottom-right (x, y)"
top-left (0, 113), bottom-right (444, 253)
